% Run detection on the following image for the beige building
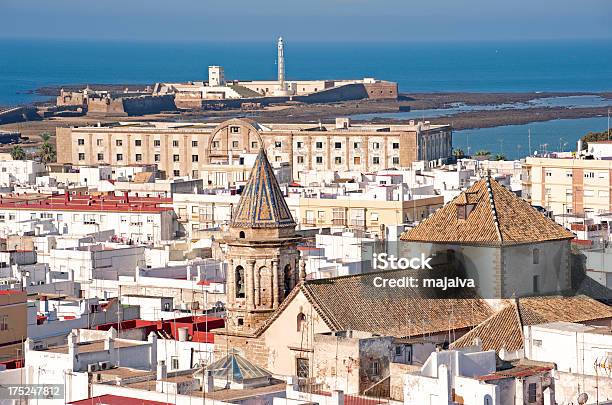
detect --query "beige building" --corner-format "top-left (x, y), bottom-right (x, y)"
top-left (56, 118), bottom-right (452, 181)
top-left (0, 290), bottom-right (27, 362)
top-left (298, 195), bottom-right (443, 235)
top-left (171, 191), bottom-right (443, 240)
top-left (523, 157), bottom-right (612, 216)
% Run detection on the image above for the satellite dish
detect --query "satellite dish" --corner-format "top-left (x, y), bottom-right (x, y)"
top-left (577, 392), bottom-right (588, 404)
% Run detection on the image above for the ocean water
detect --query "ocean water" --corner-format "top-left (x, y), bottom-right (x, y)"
top-left (454, 117), bottom-right (611, 160)
top-left (1, 38), bottom-right (612, 106)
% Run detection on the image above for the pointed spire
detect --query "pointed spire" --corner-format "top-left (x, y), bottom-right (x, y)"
top-left (231, 149), bottom-right (296, 229)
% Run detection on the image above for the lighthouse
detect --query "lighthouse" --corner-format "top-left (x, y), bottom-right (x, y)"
top-left (275, 37), bottom-right (290, 96)
top-left (277, 37), bottom-right (285, 88)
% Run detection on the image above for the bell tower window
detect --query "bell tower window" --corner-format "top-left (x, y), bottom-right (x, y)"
top-left (283, 264), bottom-right (292, 296)
top-left (297, 312), bottom-right (306, 332)
top-left (235, 266), bottom-right (245, 298)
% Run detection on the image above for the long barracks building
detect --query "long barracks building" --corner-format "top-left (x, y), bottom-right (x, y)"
top-left (56, 118), bottom-right (452, 180)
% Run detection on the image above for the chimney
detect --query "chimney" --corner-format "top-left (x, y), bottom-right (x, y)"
top-left (68, 330), bottom-right (78, 356)
top-left (104, 334), bottom-right (114, 351)
top-left (203, 370), bottom-right (214, 393)
top-left (157, 360), bottom-right (167, 380)
top-left (331, 390), bottom-right (344, 405)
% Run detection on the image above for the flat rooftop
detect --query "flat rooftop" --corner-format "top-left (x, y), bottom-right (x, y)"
top-left (69, 120), bottom-right (450, 133)
top-left (532, 321), bottom-right (612, 335)
top-left (43, 339), bottom-right (145, 354)
top-left (0, 193), bottom-right (173, 214)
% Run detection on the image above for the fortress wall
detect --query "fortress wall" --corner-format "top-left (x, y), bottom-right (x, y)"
top-left (364, 82), bottom-right (398, 100)
top-left (87, 98), bottom-right (128, 116)
top-left (294, 83), bottom-right (369, 103)
top-left (0, 106), bottom-right (39, 124)
top-left (122, 94), bottom-right (176, 116)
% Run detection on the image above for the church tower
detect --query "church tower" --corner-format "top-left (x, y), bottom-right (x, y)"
top-left (224, 149), bottom-right (301, 334)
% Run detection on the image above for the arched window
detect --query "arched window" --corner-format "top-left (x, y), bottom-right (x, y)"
top-left (239, 231), bottom-right (245, 239)
top-left (297, 312), bottom-right (306, 332)
top-left (283, 264), bottom-right (292, 296)
top-left (235, 266), bottom-right (245, 298)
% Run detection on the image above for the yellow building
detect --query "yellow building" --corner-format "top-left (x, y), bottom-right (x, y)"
top-left (523, 157), bottom-right (612, 216)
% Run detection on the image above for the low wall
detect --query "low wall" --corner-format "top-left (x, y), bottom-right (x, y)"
top-left (0, 106), bottom-right (39, 124)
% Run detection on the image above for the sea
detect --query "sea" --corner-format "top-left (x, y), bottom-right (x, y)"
top-left (1, 38), bottom-right (611, 159)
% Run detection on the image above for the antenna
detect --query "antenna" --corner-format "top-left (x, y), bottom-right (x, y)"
top-left (528, 129), bottom-right (532, 156)
top-left (608, 107), bottom-right (610, 141)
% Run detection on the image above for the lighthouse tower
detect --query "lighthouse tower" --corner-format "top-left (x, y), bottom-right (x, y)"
top-left (275, 37), bottom-right (290, 96)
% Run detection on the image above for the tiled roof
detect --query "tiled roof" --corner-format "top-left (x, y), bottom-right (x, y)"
top-left (400, 177), bottom-right (575, 246)
top-left (296, 268), bottom-right (493, 337)
top-left (231, 149), bottom-right (295, 229)
top-left (450, 295), bottom-right (612, 353)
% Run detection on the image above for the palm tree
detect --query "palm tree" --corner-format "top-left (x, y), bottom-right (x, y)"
top-left (452, 148), bottom-right (465, 158)
top-left (475, 150), bottom-right (491, 156)
top-left (10, 145), bottom-right (26, 160)
top-left (494, 154), bottom-right (506, 161)
top-left (38, 132), bottom-right (56, 163)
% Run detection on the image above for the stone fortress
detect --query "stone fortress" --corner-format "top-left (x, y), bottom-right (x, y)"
top-left (155, 37), bottom-right (398, 110)
top-left (56, 37), bottom-right (398, 116)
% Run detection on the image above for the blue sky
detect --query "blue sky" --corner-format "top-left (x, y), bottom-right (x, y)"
top-left (1, 0), bottom-right (611, 41)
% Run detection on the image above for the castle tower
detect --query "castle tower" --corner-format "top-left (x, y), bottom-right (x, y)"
top-left (224, 149), bottom-right (301, 334)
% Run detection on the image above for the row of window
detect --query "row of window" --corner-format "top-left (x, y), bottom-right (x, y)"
top-left (78, 139), bottom-right (200, 148)
top-left (80, 153), bottom-right (200, 163)
top-left (545, 170), bottom-right (609, 180)
top-left (209, 140), bottom-right (401, 150)
top-left (288, 141), bottom-right (399, 150)
top-left (563, 189), bottom-right (609, 198)
top-left (0, 212), bottom-right (157, 223)
top-left (304, 210), bottom-right (380, 222)
top-left (79, 137), bottom-right (401, 151)
top-left (301, 156), bottom-right (399, 165)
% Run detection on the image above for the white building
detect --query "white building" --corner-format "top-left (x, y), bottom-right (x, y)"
top-left (0, 192), bottom-right (176, 244)
top-left (524, 321), bottom-right (612, 404)
top-left (0, 159), bottom-right (47, 186)
top-left (43, 243), bottom-right (146, 282)
top-left (404, 349), bottom-right (555, 405)
top-left (24, 328), bottom-right (158, 404)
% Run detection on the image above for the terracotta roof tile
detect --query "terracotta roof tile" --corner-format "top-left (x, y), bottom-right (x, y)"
top-left (400, 177), bottom-right (574, 246)
top-left (450, 295), bottom-right (612, 353)
top-left (298, 268), bottom-right (493, 337)
top-left (231, 149), bottom-right (295, 229)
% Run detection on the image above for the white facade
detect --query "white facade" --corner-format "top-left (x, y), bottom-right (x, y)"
top-left (43, 244), bottom-right (146, 282)
top-left (0, 205), bottom-right (175, 244)
top-left (0, 160), bottom-right (47, 186)
top-left (524, 321), bottom-right (612, 377)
